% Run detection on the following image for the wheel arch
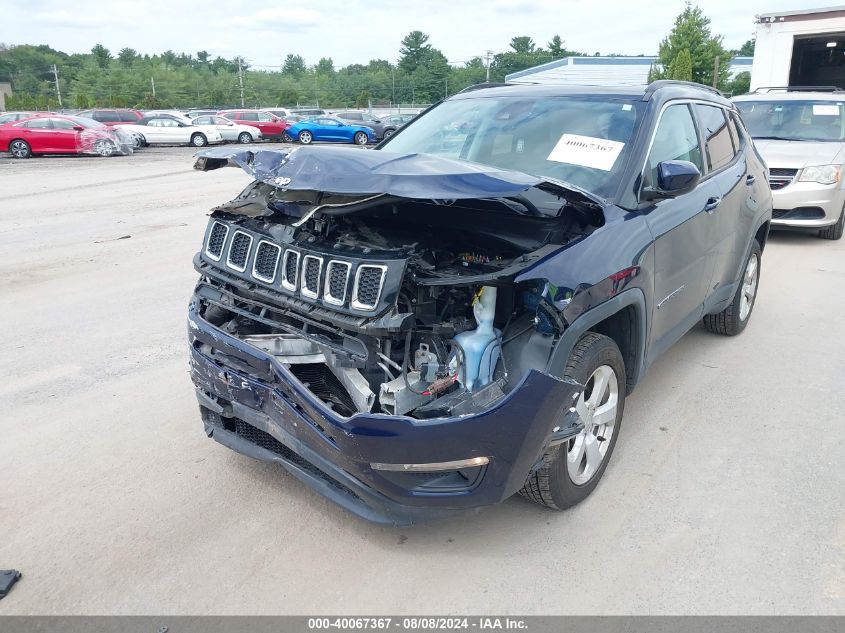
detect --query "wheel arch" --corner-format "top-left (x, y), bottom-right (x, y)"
top-left (547, 288), bottom-right (647, 394)
top-left (755, 220), bottom-right (770, 251)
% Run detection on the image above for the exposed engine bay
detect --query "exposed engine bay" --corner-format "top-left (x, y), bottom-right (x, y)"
top-left (193, 152), bottom-right (604, 420)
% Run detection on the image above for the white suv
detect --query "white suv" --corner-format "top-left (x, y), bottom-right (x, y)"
top-left (734, 88), bottom-right (845, 240)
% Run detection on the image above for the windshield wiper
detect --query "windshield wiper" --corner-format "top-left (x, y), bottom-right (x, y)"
top-left (753, 135), bottom-right (798, 141)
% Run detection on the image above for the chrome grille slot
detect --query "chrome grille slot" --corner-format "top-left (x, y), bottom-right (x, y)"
top-left (226, 231), bottom-right (252, 272)
top-left (768, 168), bottom-right (798, 191)
top-left (205, 221), bottom-right (229, 261)
top-left (252, 240), bottom-right (281, 283)
top-left (301, 255), bottom-right (323, 299)
top-left (281, 250), bottom-right (300, 291)
top-left (352, 265), bottom-right (387, 311)
top-left (323, 260), bottom-right (351, 306)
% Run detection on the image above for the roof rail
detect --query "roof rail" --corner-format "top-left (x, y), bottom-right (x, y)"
top-left (753, 86), bottom-right (843, 93)
top-left (457, 82), bottom-right (510, 94)
top-left (643, 80), bottom-right (723, 100)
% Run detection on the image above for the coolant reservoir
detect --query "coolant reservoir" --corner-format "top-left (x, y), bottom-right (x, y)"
top-left (454, 286), bottom-right (501, 391)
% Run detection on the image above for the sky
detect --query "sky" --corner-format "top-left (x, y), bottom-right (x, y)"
top-left (2, 0), bottom-right (810, 67)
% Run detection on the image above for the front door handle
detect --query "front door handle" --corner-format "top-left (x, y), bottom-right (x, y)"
top-left (704, 196), bottom-right (721, 213)
top-left (746, 175), bottom-right (756, 185)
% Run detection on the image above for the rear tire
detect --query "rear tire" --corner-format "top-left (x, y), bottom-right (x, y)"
top-left (702, 241), bottom-right (761, 336)
top-left (9, 139), bottom-right (31, 159)
top-left (354, 131), bottom-right (368, 145)
top-left (520, 332), bottom-right (626, 510)
top-left (191, 133), bottom-right (208, 147)
top-left (819, 205), bottom-right (844, 240)
top-left (383, 128), bottom-right (396, 138)
top-left (298, 130), bottom-right (313, 145)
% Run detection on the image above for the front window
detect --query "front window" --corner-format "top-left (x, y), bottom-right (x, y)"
top-left (380, 95), bottom-right (644, 197)
top-left (735, 100), bottom-right (845, 141)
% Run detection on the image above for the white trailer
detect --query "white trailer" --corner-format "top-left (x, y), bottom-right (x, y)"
top-left (752, 6), bottom-right (845, 90)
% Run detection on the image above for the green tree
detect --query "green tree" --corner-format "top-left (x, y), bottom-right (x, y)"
top-left (117, 47), bottom-right (137, 67)
top-left (667, 48), bottom-right (693, 81)
top-left (655, 2), bottom-right (732, 88)
top-left (734, 39), bottom-right (755, 56)
top-left (91, 44), bottom-right (111, 69)
top-left (727, 71), bottom-right (751, 95)
top-left (398, 31), bottom-right (431, 72)
top-left (316, 57), bottom-right (334, 75)
top-left (510, 36), bottom-right (536, 55)
top-left (548, 35), bottom-right (564, 57)
top-left (282, 54), bottom-right (306, 77)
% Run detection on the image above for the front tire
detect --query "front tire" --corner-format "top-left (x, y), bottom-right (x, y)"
top-left (94, 139), bottom-right (115, 157)
top-left (520, 332), bottom-right (626, 510)
top-left (819, 205), bottom-right (844, 240)
top-left (191, 133), bottom-right (208, 147)
top-left (9, 139), bottom-right (31, 159)
top-left (383, 128), bottom-right (396, 138)
top-left (282, 133), bottom-right (292, 143)
top-left (354, 131), bottom-right (368, 145)
top-left (702, 241), bottom-right (761, 336)
top-left (298, 130), bottom-right (313, 145)
top-left (237, 131), bottom-right (253, 144)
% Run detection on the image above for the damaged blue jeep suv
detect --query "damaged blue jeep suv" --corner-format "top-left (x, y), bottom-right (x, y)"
top-left (188, 81), bottom-right (772, 525)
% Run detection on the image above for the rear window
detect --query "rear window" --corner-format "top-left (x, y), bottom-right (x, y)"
top-left (118, 111), bottom-right (139, 122)
top-left (240, 112), bottom-right (259, 121)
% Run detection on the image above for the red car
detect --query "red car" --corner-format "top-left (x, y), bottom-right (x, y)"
top-left (216, 110), bottom-right (289, 140)
top-left (0, 115), bottom-right (131, 158)
top-left (76, 108), bottom-right (144, 126)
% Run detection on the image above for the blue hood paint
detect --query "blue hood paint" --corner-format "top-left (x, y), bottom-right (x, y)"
top-left (194, 145), bottom-right (549, 199)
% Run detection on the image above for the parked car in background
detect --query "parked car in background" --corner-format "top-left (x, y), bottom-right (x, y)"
top-left (291, 108), bottom-right (326, 117)
top-left (0, 111), bottom-right (54, 125)
top-left (191, 115), bottom-right (263, 144)
top-left (115, 115), bottom-right (223, 147)
top-left (381, 113), bottom-right (416, 127)
top-left (216, 110), bottom-right (289, 141)
top-left (284, 116), bottom-right (375, 145)
top-left (734, 87), bottom-right (845, 240)
top-left (143, 109), bottom-right (190, 120)
top-left (334, 110), bottom-right (396, 139)
top-left (76, 109), bottom-right (143, 126)
top-left (0, 115), bottom-right (133, 158)
top-left (189, 81), bottom-right (771, 524)
top-left (186, 109), bottom-right (219, 119)
top-left (264, 108), bottom-right (291, 119)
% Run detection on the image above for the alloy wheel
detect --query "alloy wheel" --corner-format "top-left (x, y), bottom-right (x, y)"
top-left (567, 364), bottom-right (619, 485)
top-left (739, 253), bottom-right (759, 321)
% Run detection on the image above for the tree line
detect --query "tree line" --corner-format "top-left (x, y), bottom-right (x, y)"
top-left (0, 3), bottom-right (755, 111)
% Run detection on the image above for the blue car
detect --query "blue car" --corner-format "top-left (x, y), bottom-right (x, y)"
top-left (190, 81), bottom-right (771, 525)
top-left (285, 116), bottom-right (375, 145)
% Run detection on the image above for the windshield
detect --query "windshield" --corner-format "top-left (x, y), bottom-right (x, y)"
top-left (380, 95), bottom-right (644, 197)
top-left (735, 100), bottom-right (845, 142)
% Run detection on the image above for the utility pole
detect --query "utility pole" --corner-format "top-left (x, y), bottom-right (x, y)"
top-left (712, 56), bottom-right (720, 89)
top-left (391, 67), bottom-right (396, 108)
top-left (485, 50), bottom-right (494, 82)
top-left (445, 78), bottom-right (448, 98)
top-left (150, 76), bottom-right (156, 98)
top-left (237, 57), bottom-right (245, 107)
top-left (51, 64), bottom-right (62, 108)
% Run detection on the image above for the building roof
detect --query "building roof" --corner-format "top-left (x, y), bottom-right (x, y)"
top-left (506, 56), bottom-right (752, 85)
top-left (756, 5), bottom-right (845, 21)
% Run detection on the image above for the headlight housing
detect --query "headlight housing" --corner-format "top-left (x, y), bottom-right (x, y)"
top-left (799, 164), bottom-right (841, 185)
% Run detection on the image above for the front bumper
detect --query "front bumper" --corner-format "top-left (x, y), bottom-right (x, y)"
top-left (188, 301), bottom-right (580, 525)
top-left (771, 181), bottom-right (845, 228)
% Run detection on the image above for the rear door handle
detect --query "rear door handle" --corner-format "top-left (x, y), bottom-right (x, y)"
top-left (746, 175), bottom-right (756, 185)
top-left (704, 196), bottom-right (721, 213)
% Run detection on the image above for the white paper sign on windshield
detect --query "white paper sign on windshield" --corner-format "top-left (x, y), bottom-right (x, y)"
top-left (547, 134), bottom-right (625, 171)
top-left (813, 104), bottom-right (840, 116)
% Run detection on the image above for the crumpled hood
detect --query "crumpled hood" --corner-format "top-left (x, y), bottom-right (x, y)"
top-left (194, 145), bottom-right (581, 200)
top-left (753, 139), bottom-right (845, 168)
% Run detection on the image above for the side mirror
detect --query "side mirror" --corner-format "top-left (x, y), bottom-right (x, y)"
top-left (73, 125), bottom-right (84, 131)
top-left (641, 160), bottom-right (701, 201)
